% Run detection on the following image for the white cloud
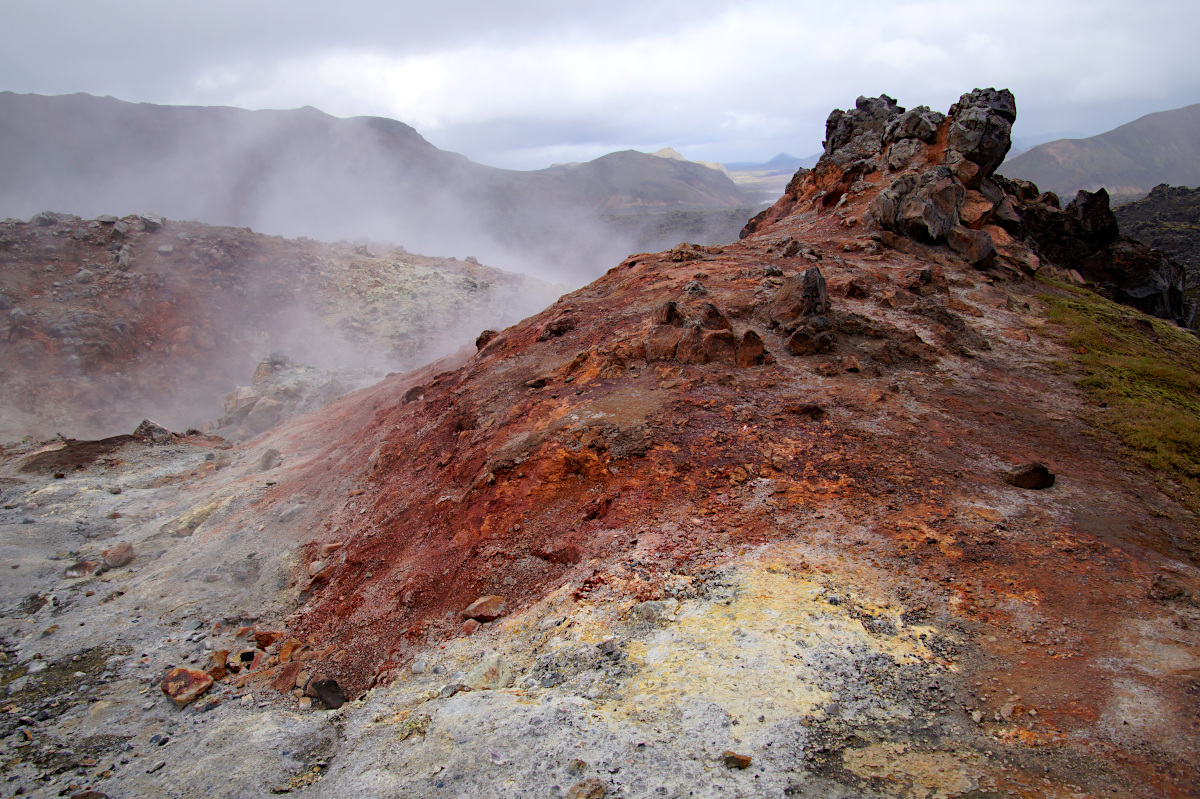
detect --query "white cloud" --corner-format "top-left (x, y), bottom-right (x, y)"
top-left (5, 0), bottom-right (1200, 168)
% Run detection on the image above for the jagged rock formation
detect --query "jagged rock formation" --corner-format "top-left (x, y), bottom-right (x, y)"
top-left (742, 89), bottom-right (1195, 328)
top-left (2, 90), bottom-right (1198, 799)
top-left (1115, 183), bottom-right (1200, 323)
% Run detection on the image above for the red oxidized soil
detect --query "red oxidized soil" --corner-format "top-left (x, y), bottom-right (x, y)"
top-left (257, 140), bottom-right (1200, 796)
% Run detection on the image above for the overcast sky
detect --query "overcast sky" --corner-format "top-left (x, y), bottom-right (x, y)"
top-left (2, 0), bottom-right (1198, 170)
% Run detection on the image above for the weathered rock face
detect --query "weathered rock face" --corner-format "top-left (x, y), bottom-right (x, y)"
top-left (743, 86), bottom-right (1195, 329)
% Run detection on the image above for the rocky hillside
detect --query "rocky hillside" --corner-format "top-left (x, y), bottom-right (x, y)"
top-left (999, 102), bottom-right (1200, 202)
top-left (1115, 183), bottom-right (1200, 315)
top-left (1, 89), bottom-right (1198, 799)
top-left (0, 92), bottom-right (755, 282)
top-left (0, 211), bottom-right (561, 441)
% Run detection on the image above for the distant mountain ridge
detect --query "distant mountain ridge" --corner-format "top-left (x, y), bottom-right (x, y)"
top-left (999, 102), bottom-right (1200, 201)
top-left (0, 92), bottom-right (755, 282)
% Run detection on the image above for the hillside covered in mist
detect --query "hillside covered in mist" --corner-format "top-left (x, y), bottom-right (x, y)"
top-left (0, 92), bottom-right (759, 284)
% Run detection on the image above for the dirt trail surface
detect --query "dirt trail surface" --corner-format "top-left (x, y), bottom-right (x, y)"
top-left (0, 214), bottom-right (562, 441)
top-left (2, 90), bottom-right (1199, 798)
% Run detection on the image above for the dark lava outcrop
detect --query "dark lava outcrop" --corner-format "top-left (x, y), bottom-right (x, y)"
top-left (743, 89), bottom-right (1195, 329)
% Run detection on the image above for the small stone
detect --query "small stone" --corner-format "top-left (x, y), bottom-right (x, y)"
top-left (466, 652), bottom-right (511, 690)
top-left (253, 630), bottom-right (282, 649)
top-left (279, 639), bottom-right (307, 663)
top-left (101, 542), bottom-right (135, 569)
top-left (567, 759), bottom-right (588, 775)
top-left (438, 682), bottom-right (470, 699)
top-left (70, 791), bottom-right (108, 799)
top-left (410, 660), bottom-right (426, 675)
top-left (298, 696), bottom-right (312, 711)
top-left (304, 676), bottom-right (346, 709)
top-left (65, 561), bottom-right (101, 578)
top-left (272, 662), bottom-right (304, 693)
top-left (722, 751), bottom-right (752, 769)
top-left (160, 667), bottom-right (213, 708)
top-left (462, 595), bottom-right (506, 622)
top-left (146, 760), bottom-right (165, 774)
top-left (566, 778), bottom-right (607, 799)
top-left (461, 618), bottom-right (481, 636)
top-left (1003, 463), bottom-right (1055, 490)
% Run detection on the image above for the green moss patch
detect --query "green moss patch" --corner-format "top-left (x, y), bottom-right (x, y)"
top-left (1038, 278), bottom-right (1200, 514)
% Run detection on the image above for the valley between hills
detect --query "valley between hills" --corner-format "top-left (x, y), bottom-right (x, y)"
top-left (0, 88), bottom-right (1198, 799)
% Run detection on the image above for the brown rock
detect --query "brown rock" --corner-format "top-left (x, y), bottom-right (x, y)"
top-left (566, 778), bottom-right (607, 798)
top-left (70, 792), bottom-right (108, 799)
top-left (101, 542), bottom-right (134, 569)
top-left (254, 630), bottom-right (283, 649)
top-left (272, 662), bottom-right (304, 693)
top-left (786, 327), bottom-right (835, 356)
top-left (676, 327), bottom-right (737, 365)
top-left (652, 300), bottom-right (686, 326)
top-left (65, 561), bottom-right (101, 578)
top-left (959, 190), bottom-right (994, 228)
top-left (160, 667), bottom-right (214, 708)
top-left (463, 595), bottom-right (506, 622)
top-left (645, 325), bottom-right (686, 360)
top-left (736, 330), bottom-right (766, 368)
top-left (946, 225), bottom-right (996, 266)
top-left (475, 329), bottom-right (498, 350)
top-left (769, 267), bottom-right (828, 330)
top-left (1003, 463), bottom-right (1055, 490)
top-left (279, 639), bottom-right (308, 663)
top-left (696, 302), bottom-right (732, 330)
top-left (461, 618), bottom-right (481, 636)
top-left (722, 751), bottom-right (752, 769)
top-left (304, 676), bottom-right (346, 709)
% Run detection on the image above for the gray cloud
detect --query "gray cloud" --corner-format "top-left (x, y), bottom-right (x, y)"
top-left (2, 0), bottom-right (1199, 170)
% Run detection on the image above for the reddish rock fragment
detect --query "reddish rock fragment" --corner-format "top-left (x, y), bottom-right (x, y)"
top-left (566, 779), bottom-right (607, 799)
top-left (272, 662), bottom-right (304, 692)
top-left (160, 667), bottom-right (213, 708)
top-left (463, 595), bottom-right (506, 622)
top-left (461, 618), bottom-right (481, 636)
top-left (101, 542), bottom-right (134, 569)
top-left (722, 751), bottom-right (752, 769)
top-left (736, 330), bottom-right (766, 368)
top-left (254, 630), bottom-right (283, 649)
top-left (65, 561), bottom-right (101, 578)
top-left (279, 639), bottom-right (308, 663)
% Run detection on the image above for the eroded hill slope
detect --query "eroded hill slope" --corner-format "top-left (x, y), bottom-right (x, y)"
top-left (1, 89), bottom-right (1198, 799)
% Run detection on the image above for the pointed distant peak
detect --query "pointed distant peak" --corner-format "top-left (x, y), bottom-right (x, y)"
top-left (652, 146), bottom-right (687, 161)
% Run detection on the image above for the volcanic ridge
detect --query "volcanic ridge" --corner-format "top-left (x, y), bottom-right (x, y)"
top-left (1, 89), bottom-right (1199, 799)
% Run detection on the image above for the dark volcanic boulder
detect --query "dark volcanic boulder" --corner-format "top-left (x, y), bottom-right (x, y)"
top-left (871, 167), bottom-right (965, 242)
top-left (945, 88), bottom-right (1017, 174)
top-left (823, 95), bottom-right (904, 166)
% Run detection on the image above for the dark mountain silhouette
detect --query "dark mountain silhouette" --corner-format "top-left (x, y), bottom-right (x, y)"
top-left (999, 102), bottom-right (1200, 202)
top-left (0, 92), bottom-right (755, 283)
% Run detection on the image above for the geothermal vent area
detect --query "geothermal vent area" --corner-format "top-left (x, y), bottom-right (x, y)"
top-left (1, 89), bottom-right (1198, 799)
